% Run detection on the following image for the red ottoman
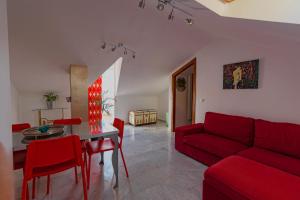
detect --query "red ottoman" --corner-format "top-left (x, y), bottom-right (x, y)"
top-left (203, 156), bottom-right (300, 200)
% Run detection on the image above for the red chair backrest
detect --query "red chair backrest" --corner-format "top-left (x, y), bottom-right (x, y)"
top-left (53, 118), bottom-right (82, 125)
top-left (24, 135), bottom-right (83, 180)
top-left (113, 118), bottom-right (125, 146)
top-left (12, 123), bottom-right (31, 132)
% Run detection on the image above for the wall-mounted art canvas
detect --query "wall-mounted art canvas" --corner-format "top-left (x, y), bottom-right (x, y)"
top-left (223, 59), bottom-right (259, 89)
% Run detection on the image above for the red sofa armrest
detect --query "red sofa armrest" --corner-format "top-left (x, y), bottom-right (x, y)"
top-left (175, 123), bottom-right (204, 152)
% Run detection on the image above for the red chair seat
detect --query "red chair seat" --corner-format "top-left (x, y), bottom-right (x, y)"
top-left (32, 160), bottom-right (77, 176)
top-left (183, 134), bottom-right (248, 158)
top-left (86, 118), bottom-right (128, 189)
top-left (204, 156), bottom-right (300, 200)
top-left (13, 150), bottom-right (27, 170)
top-left (86, 139), bottom-right (115, 154)
top-left (238, 147), bottom-right (300, 177)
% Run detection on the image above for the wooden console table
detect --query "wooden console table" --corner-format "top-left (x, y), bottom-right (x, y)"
top-left (33, 108), bottom-right (67, 126)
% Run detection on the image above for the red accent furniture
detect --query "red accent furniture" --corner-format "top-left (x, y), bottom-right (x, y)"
top-left (53, 118), bottom-right (82, 126)
top-left (203, 155), bottom-right (300, 200)
top-left (21, 135), bottom-right (88, 200)
top-left (175, 112), bottom-right (254, 166)
top-left (202, 118), bottom-right (300, 200)
top-left (53, 118), bottom-right (86, 184)
top-left (12, 123), bottom-right (31, 170)
top-left (86, 118), bottom-right (129, 189)
top-left (88, 76), bottom-right (102, 127)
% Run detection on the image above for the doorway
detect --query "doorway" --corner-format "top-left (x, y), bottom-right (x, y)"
top-left (172, 58), bottom-right (196, 132)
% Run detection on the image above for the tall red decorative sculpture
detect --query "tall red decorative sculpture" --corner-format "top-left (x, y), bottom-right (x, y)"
top-left (88, 76), bottom-right (102, 133)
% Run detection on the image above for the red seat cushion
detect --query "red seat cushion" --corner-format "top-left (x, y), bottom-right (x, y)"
top-left (33, 160), bottom-right (77, 177)
top-left (204, 112), bottom-right (254, 145)
top-left (255, 119), bottom-right (300, 159)
top-left (205, 156), bottom-right (300, 200)
top-left (238, 147), bottom-right (300, 177)
top-left (86, 139), bottom-right (115, 154)
top-left (183, 134), bottom-right (248, 158)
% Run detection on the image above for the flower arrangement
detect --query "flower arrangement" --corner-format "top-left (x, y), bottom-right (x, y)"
top-left (101, 90), bottom-right (114, 115)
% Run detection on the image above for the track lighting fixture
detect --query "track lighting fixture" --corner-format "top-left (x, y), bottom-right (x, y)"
top-left (117, 43), bottom-right (123, 48)
top-left (100, 41), bottom-right (136, 60)
top-left (101, 42), bottom-right (106, 49)
top-left (138, 0), bottom-right (146, 9)
top-left (139, 0), bottom-right (194, 25)
top-left (157, 1), bottom-right (165, 11)
top-left (168, 8), bottom-right (174, 21)
top-left (186, 18), bottom-right (193, 25)
top-left (111, 45), bottom-right (117, 52)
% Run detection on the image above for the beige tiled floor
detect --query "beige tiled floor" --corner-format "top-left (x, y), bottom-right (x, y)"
top-left (14, 122), bottom-right (207, 200)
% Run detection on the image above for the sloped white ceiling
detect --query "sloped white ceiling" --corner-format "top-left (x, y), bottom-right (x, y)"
top-left (8, 0), bottom-right (213, 96)
top-left (8, 0), bottom-right (300, 96)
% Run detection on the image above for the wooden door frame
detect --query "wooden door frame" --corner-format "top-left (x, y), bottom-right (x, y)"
top-left (171, 58), bottom-right (197, 132)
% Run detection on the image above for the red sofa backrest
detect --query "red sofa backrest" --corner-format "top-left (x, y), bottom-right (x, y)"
top-left (255, 119), bottom-right (300, 159)
top-left (204, 112), bottom-right (254, 145)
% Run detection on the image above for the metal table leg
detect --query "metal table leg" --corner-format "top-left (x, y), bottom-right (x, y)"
top-left (111, 134), bottom-right (119, 188)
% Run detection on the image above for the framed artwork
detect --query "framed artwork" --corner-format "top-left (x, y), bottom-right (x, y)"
top-left (223, 59), bottom-right (259, 89)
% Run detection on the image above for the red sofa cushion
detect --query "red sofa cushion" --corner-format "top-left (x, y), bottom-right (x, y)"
top-left (204, 156), bottom-right (300, 200)
top-left (183, 134), bottom-right (248, 158)
top-left (255, 119), bottom-right (300, 159)
top-left (238, 147), bottom-right (300, 177)
top-left (204, 112), bottom-right (254, 145)
top-left (175, 123), bottom-right (204, 136)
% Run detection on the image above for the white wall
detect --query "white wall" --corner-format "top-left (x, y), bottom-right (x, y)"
top-left (101, 57), bottom-right (123, 123)
top-left (11, 82), bottom-right (19, 123)
top-left (158, 89), bottom-right (169, 121)
top-left (0, 0), bottom-right (12, 152)
top-left (194, 39), bottom-right (300, 124)
top-left (115, 95), bottom-right (159, 123)
top-left (18, 92), bottom-right (71, 126)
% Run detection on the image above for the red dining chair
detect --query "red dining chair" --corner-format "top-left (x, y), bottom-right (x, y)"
top-left (12, 123), bottom-right (35, 199)
top-left (12, 123), bottom-right (31, 170)
top-left (86, 118), bottom-right (128, 189)
top-left (21, 135), bottom-right (88, 200)
top-left (52, 118), bottom-right (87, 184)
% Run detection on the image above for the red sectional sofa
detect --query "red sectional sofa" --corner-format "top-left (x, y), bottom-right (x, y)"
top-left (175, 112), bottom-right (255, 166)
top-left (175, 112), bottom-right (300, 200)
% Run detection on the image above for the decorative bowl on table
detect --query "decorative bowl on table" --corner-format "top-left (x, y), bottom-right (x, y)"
top-left (21, 125), bottom-right (65, 144)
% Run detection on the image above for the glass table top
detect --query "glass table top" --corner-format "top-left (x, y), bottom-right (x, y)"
top-left (13, 121), bottom-right (119, 151)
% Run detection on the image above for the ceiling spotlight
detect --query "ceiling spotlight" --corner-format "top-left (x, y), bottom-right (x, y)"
top-left (101, 42), bottom-right (106, 49)
top-left (138, 0), bottom-right (146, 9)
top-left (157, 1), bottom-right (165, 11)
top-left (117, 43), bottom-right (123, 47)
top-left (111, 45), bottom-right (117, 52)
top-left (168, 8), bottom-right (174, 21)
top-left (186, 18), bottom-right (193, 25)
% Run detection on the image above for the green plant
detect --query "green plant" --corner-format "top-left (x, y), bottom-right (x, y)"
top-left (43, 92), bottom-right (58, 102)
top-left (101, 90), bottom-right (114, 115)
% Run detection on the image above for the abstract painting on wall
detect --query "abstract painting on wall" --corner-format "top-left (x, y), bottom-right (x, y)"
top-left (223, 59), bottom-right (259, 89)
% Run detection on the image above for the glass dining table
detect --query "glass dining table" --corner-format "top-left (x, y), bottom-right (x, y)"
top-left (12, 121), bottom-right (120, 188)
